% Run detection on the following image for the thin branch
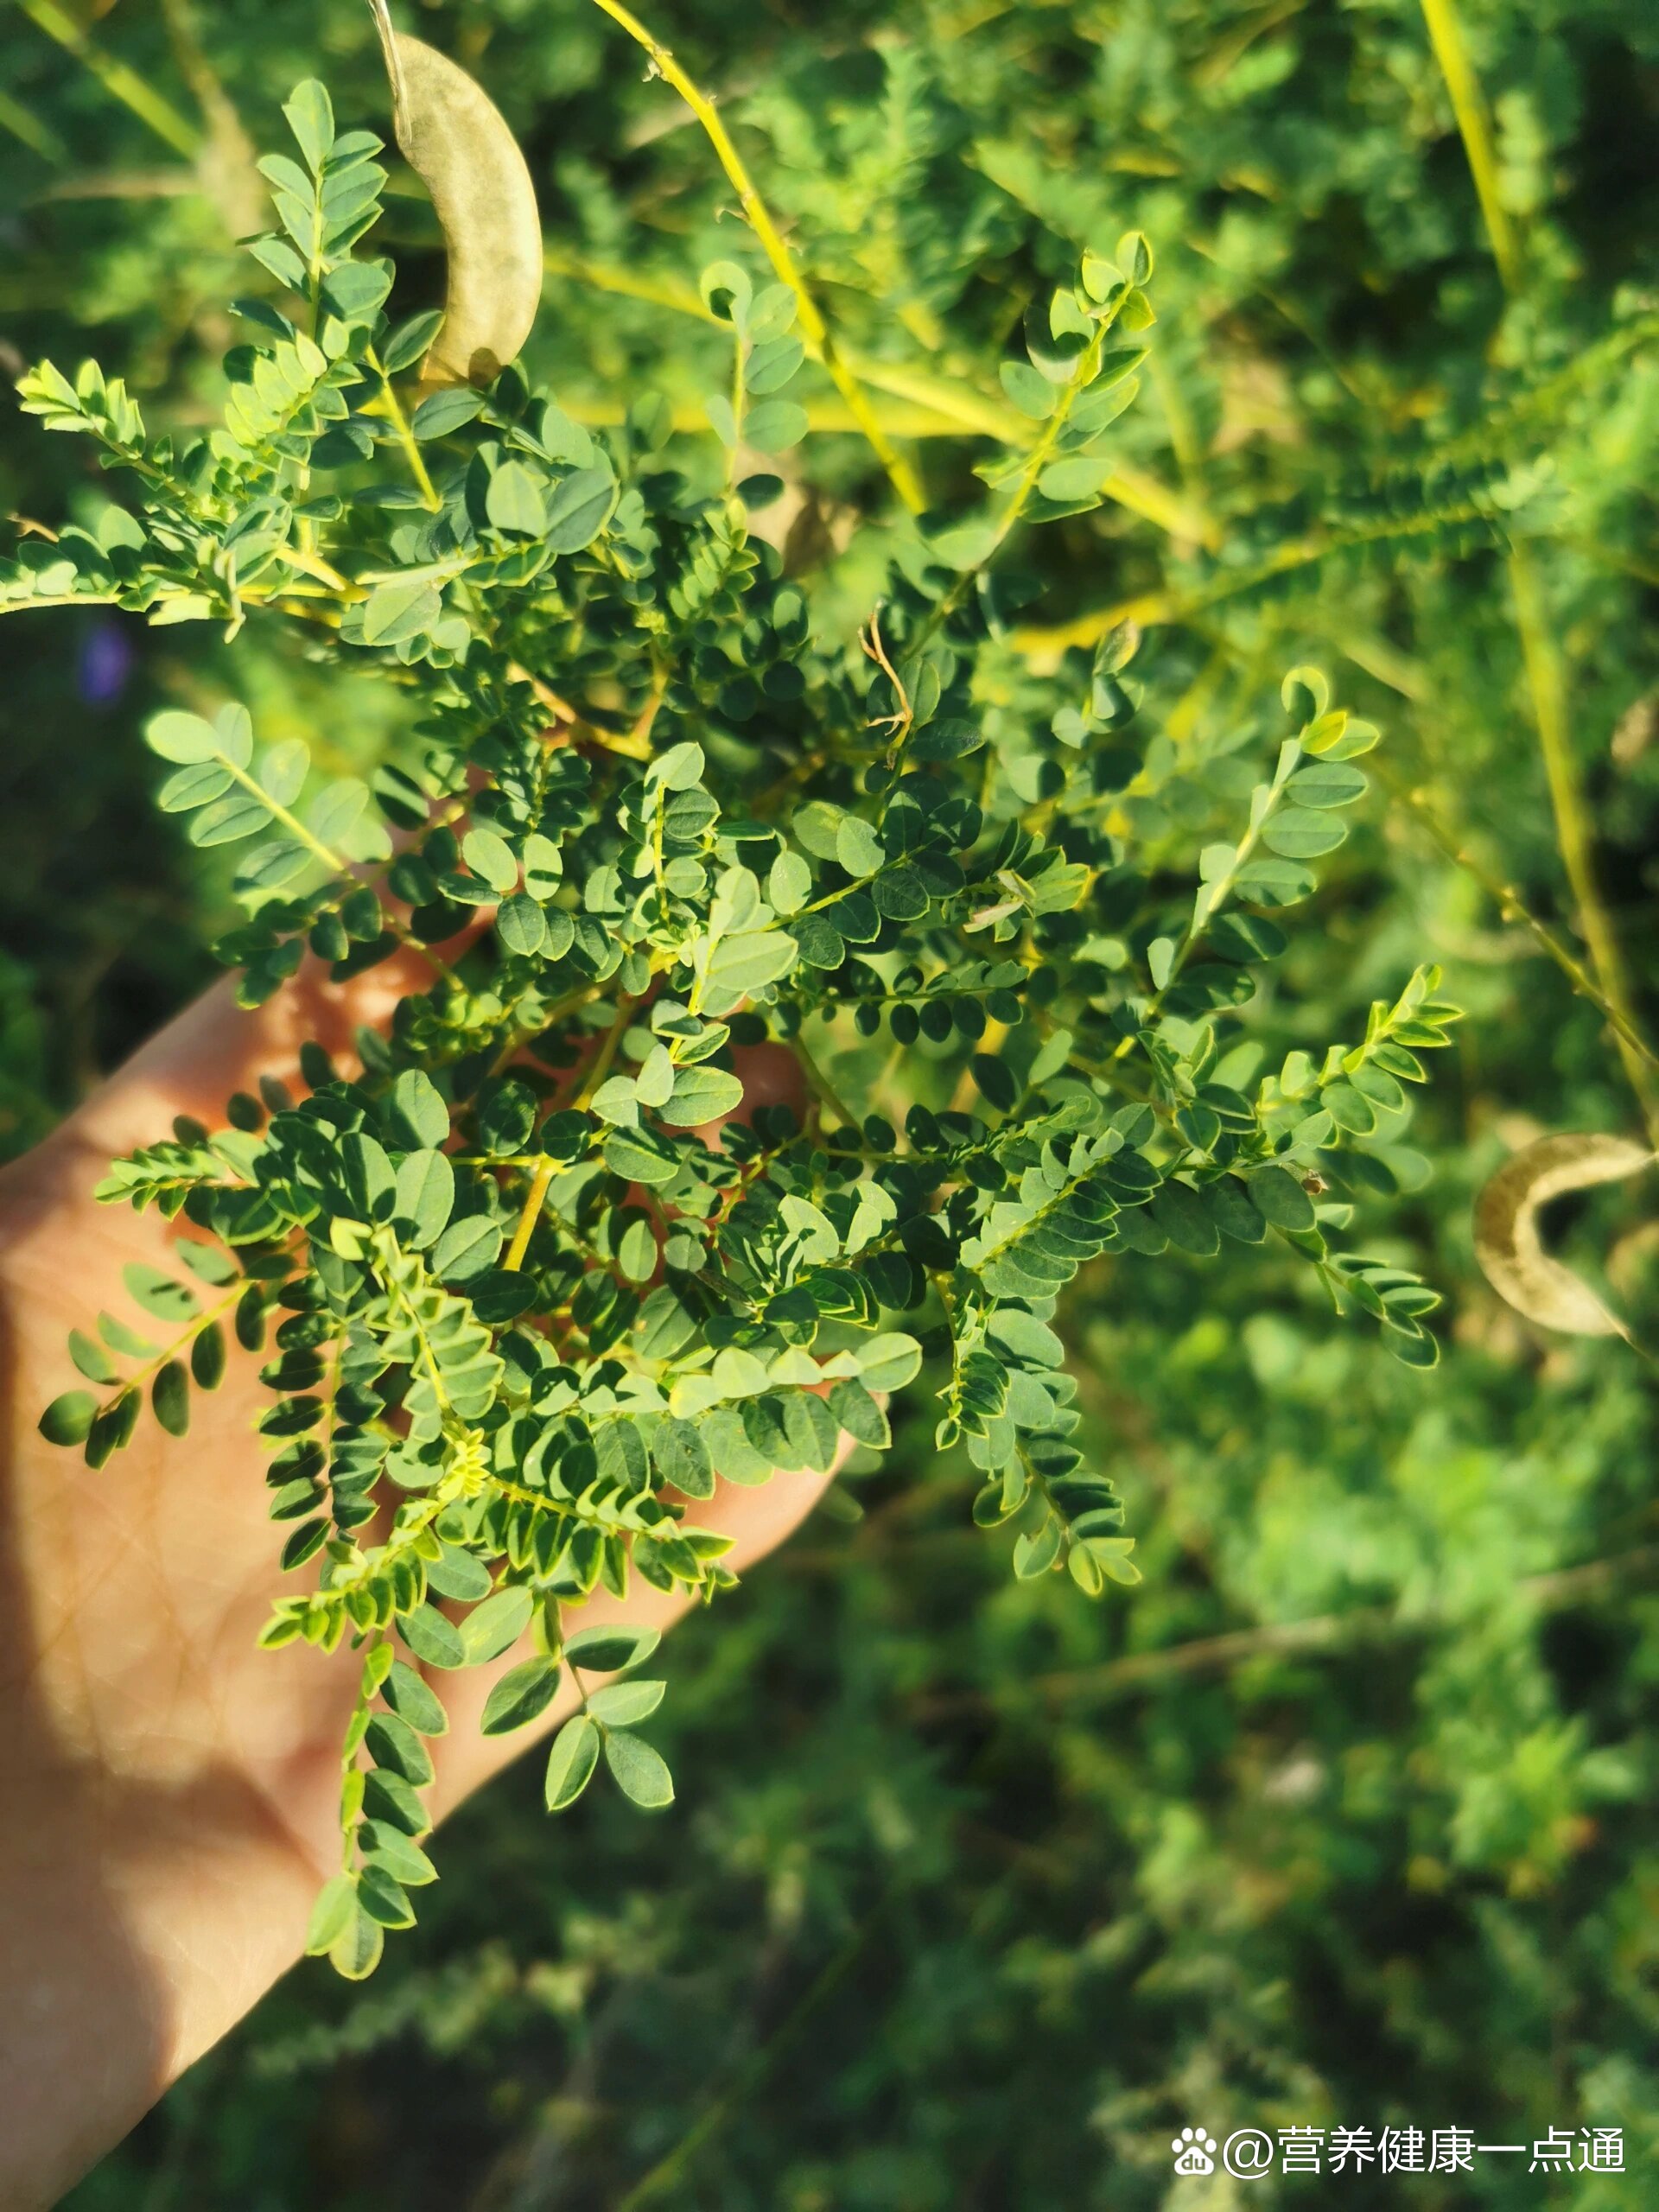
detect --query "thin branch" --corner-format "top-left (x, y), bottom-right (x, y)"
top-left (1379, 765), bottom-right (1659, 1081)
top-left (365, 345), bottom-right (442, 512)
top-left (1417, 0), bottom-right (1523, 295)
top-left (584, 0), bottom-right (925, 514)
top-left (1506, 542), bottom-right (1659, 1139)
top-left (1011, 498), bottom-right (1496, 664)
top-left (13, 0), bottom-right (200, 159)
top-left (0, 84), bottom-right (67, 163)
top-left (543, 245), bottom-right (1206, 535)
top-left (613, 1893), bottom-right (894, 2211)
top-left (1414, 0), bottom-right (1659, 1135)
top-left (913, 1541), bottom-right (1659, 1719)
top-left (503, 995), bottom-right (635, 1272)
top-left (791, 1029), bottom-right (859, 1135)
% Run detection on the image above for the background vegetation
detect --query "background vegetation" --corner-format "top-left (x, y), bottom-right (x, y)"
top-left (3, 0), bottom-right (1657, 2202)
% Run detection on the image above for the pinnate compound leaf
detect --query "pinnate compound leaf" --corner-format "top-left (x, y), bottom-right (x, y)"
top-left (660, 1065), bottom-right (744, 1128)
top-left (123, 1263), bottom-right (199, 1323)
top-left (358, 1865), bottom-right (416, 1929)
top-left (744, 398), bottom-right (809, 453)
top-left (145, 709), bottom-right (222, 764)
top-left (329, 1902), bottom-right (385, 1980)
top-left (394, 1148), bottom-right (455, 1249)
top-left (383, 1659), bottom-right (450, 1736)
top-left (856, 1332), bottom-right (923, 1393)
top-left (389, 1067), bottom-right (451, 1149)
top-left (1249, 1167), bottom-right (1316, 1231)
top-left (151, 1360), bottom-right (190, 1437)
top-left (361, 577), bottom-right (442, 646)
top-left (431, 1214), bottom-right (504, 1281)
top-left (651, 1415), bottom-right (715, 1498)
top-left (361, 1827), bottom-right (438, 1887)
top-left (486, 460), bottom-right (545, 535)
top-left (70, 1330), bottom-right (119, 1384)
top-left (497, 892), bottom-right (547, 957)
top-left (365, 1711), bottom-right (435, 1786)
top-left (544, 466), bottom-right (618, 553)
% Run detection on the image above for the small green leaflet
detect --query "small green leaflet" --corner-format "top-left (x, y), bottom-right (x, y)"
top-left (544, 1713), bottom-right (600, 1809)
top-left (603, 1730), bottom-right (674, 1808)
top-left (481, 1656), bottom-right (563, 1735)
top-left (564, 1623), bottom-right (661, 1674)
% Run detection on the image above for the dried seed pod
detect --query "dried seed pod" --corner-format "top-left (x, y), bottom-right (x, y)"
top-left (1473, 1132), bottom-right (1652, 1336)
top-left (369, 0), bottom-right (542, 387)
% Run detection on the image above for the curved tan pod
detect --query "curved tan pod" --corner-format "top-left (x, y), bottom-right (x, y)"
top-left (370, 2), bottom-right (543, 387)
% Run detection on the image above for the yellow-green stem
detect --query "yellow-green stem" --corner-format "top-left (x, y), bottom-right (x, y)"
top-left (542, 243), bottom-right (1209, 541)
top-left (1417, 0), bottom-right (1522, 294)
top-left (727, 322), bottom-right (745, 495)
top-left (277, 543), bottom-right (354, 594)
top-left (1013, 498), bottom-right (1495, 664)
top-left (99, 1281), bottom-right (246, 1403)
top-left (792, 1030), bottom-right (857, 1133)
top-left (219, 755), bottom-right (350, 879)
top-left (1380, 766), bottom-right (1659, 1080)
top-left (584, 0), bottom-right (925, 515)
top-left (0, 84), bottom-right (67, 162)
top-left (502, 1159), bottom-right (556, 1274)
top-left (366, 349), bottom-right (442, 512)
top-left (14, 0), bottom-right (200, 159)
top-left (503, 995), bottom-right (635, 1271)
top-left (1420, 9), bottom-right (1654, 1130)
top-left (1508, 543), bottom-right (1659, 1135)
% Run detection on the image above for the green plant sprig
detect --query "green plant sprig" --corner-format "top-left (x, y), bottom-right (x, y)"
top-left (14, 74), bottom-right (1463, 1978)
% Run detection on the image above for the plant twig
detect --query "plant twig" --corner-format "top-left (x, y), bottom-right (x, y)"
top-left (1380, 765), bottom-right (1659, 1084)
top-left (1012, 498), bottom-right (1497, 664)
top-left (791, 1028), bottom-right (858, 1133)
top-left (583, 0), bottom-right (926, 514)
top-left (0, 84), bottom-right (67, 163)
top-left (365, 346), bottom-right (442, 512)
top-left (543, 244), bottom-right (1207, 537)
top-left (1418, 0), bottom-right (1656, 1135)
top-left (14, 0), bottom-right (200, 159)
top-left (503, 995), bottom-right (635, 1271)
top-left (1507, 542), bottom-right (1659, 1137)
top-left (913, 1541), bottom-right (1659, 1719)
top-left (1417, 0), bottom-right (1522, 295)
top-left (613, 1892), bottom-right (894, 2211)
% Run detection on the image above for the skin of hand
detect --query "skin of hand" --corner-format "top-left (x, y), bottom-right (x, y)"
top-left (0, 949), bottom-right (832, 2209)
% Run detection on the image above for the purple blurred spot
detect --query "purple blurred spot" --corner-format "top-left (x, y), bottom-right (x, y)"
top-left (78, 619), bottom-right (135, 707)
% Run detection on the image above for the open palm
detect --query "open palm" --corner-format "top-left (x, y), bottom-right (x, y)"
top-left (0, 950), bottom-right (830, 2208)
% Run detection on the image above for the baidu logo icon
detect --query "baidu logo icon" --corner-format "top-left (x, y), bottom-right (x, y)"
top-left (1173, 2126), bottom-right (1218, 2175)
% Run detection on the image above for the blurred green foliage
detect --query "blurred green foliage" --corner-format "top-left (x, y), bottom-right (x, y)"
top-left (3, 0), bottom-right (1656, 2202)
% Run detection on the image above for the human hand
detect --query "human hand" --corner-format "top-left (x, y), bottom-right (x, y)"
top-left (0, 950), bottom-right (832, 2209)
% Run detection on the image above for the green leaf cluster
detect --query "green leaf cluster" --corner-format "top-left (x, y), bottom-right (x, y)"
top-left (7, 68), bottom-right (1483, 1973)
